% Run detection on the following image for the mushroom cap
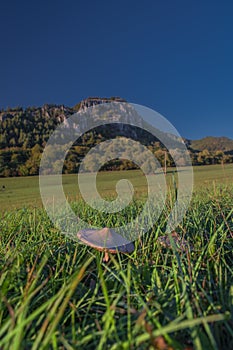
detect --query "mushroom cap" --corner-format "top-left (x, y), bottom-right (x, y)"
top-left (157, 231), bottom-right (192, 252)
top-left (77, 227), bottom-right (134, 254)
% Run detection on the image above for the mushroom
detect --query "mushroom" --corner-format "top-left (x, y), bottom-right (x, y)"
top-left (77, 227), bottom-right (134, 262)
top-left (157, 231), bottom-right (193, 252)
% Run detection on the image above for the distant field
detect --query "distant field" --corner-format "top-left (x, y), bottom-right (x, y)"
top-left (0, 164), bottom-right (232, 211)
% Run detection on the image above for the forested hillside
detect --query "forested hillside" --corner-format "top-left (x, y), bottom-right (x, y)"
top-left (189, 136), bottom-right (233, 152)
top-left (0, 98), bottom-right (233, 177)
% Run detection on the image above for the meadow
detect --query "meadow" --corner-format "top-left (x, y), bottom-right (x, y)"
top-left (0, 164), bottom-right (233, 349)
top-left (0, 164), bottom-right (233, 212)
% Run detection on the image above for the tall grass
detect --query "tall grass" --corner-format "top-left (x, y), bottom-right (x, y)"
top-left (0, 184), bottom-right (232, 349)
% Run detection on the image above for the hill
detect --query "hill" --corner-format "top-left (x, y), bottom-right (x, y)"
top-left (189, 136), bottom-right (233, 152)
top-left (0, 97), bottom-right (233, 176)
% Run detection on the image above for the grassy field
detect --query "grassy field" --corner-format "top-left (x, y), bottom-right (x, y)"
top-left (0, 164), bottom-right (233, 212)
top-left (0, 165), bottom-right (233, 349)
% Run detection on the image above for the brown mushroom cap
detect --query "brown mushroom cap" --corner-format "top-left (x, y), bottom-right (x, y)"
top-left (157, 231), bottom-right (193, 252)
top-left (77, 227), bottom-right (134, 254)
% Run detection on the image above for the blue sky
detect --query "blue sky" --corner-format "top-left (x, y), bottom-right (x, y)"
top-left (1, 0), bottom-right (233, 139)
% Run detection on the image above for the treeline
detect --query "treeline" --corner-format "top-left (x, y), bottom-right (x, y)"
top-left (0, 105), bottom-right (73, 149)
top-left (1, 141), bottom-right (232, 177)
top-left (0, 103), bottom-right (233, 177)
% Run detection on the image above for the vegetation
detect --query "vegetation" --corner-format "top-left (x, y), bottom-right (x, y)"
top-left (0, 99), bottom-right (232, 347)
top-left (1, 101), bottom-right (233, 177)
top-left (1, 164), bottom-right (233, 212)
top-left (0, 177), bottom-right (232, 349)
top-left (189, 136), bottom-right (233, 152)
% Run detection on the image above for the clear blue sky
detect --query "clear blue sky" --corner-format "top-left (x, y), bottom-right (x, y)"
top-left (1, 0), bottom-right (233, 140)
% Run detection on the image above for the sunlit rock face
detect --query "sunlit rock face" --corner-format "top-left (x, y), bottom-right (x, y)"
top-left (77, 97), bottom-right (126, 112)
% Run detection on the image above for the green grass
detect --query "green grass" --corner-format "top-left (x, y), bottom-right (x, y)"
top-left (0, 165), bottom-right (233, 349)
top-left (0, 164), bottom-right (233, 212)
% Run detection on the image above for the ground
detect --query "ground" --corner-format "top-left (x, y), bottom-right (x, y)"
top-left (0, 165), bottom-right (232, 349)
